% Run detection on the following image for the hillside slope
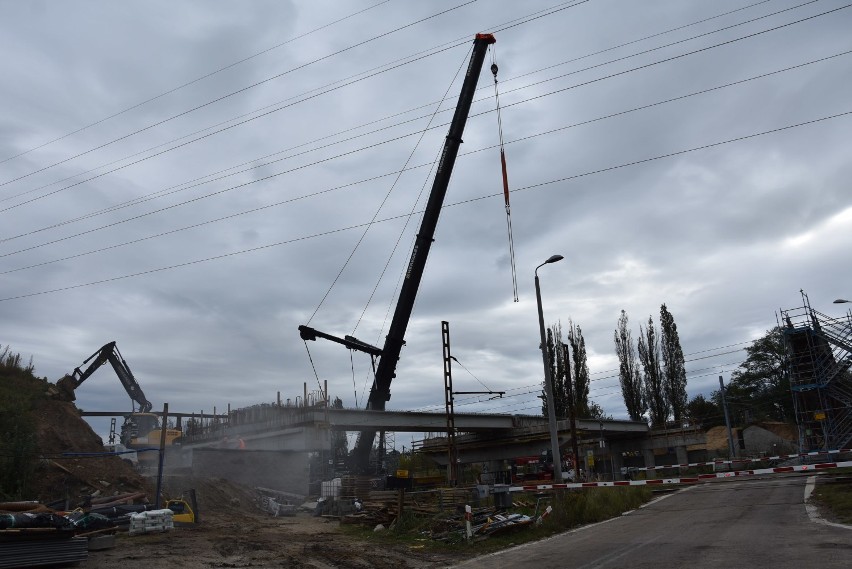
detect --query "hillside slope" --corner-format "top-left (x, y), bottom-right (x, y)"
top-left (0, 362), bottom-right (149, 503)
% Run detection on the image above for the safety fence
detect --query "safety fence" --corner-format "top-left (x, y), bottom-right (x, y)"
top-left (510, 460), bottom-right (852, 492)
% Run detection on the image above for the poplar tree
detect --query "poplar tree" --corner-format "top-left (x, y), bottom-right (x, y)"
top-left (660, 304), bottom-right (688, 423)
top-left (542, 323), bottom-right (571, 419)
top-left (567, 320), bottom-right (591, 418)
top-left (614, 310), bottom-right (646, 421)
top-left (638, 316), bottom-right (669, 427)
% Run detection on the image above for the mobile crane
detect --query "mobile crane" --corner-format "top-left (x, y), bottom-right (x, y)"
top-left (57, 341), bottom-right (182, 458)
top-left (300, 34), bottom-right (497, 473)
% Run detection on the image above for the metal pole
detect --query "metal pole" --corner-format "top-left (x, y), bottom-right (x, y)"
top-left (155, 402), bottom-right (169, 509)
top-left (719, 376), bottom-right (736, 458)
top-left (536, 267), bottom-right (563, 483)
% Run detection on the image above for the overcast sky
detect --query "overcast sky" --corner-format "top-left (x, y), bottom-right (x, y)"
top-left (2, 0), bottom-right (851, 447)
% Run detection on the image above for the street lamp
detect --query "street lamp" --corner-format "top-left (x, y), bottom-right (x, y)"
top-left (535, 254), bottom-right (564, 483)
top-left (834, 299), bottom-right (851, 304)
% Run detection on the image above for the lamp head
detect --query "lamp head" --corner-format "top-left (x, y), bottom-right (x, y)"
top-left (834, 299), bottom-right (851, 304)
top-left (545, 255), bottom-right (564, 264)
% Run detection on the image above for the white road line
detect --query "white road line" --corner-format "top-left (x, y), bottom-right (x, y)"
top-left (804, 475), bottom-right (852, 530)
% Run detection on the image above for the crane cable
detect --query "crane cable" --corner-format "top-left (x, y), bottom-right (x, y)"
top-left (490, 48), bottom-right (519, 302)
top-left (302, 340), bottom-right (326, 399)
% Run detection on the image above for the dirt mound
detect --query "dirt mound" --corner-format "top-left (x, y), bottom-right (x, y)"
top-left (24, 381), bottom-right (150, 505)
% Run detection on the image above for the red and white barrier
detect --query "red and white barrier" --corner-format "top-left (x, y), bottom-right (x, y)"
top-left (631, 448), bottom-right (852, 471)
top-left (510, 460), bottom-right (852, 492)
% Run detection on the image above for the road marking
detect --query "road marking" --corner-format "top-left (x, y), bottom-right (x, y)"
top-left (804, 475), bottom-right (852, 530)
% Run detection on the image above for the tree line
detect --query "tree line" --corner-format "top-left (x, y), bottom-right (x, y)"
top-left (541, 304), bottom-right (689, 427)
top-left (614, 304), bottom-right (688, 427)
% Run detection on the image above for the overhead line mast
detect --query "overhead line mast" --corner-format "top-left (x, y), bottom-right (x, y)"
top-left (347, 33), bottom-right (496, 473)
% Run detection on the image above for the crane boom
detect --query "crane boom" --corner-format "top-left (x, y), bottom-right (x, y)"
top-left (350, 33), bottom-right (496, 473)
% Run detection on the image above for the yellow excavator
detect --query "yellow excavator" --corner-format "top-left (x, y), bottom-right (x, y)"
top-left (57, 341), bottom-right (182, 463)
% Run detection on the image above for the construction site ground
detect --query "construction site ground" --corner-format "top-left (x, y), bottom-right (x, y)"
top-left (83, 475), bottom-right (470, 569)
top-left (11, 378), bottom-right (471, 568)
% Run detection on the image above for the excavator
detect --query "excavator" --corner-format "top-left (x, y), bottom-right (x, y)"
top-left (57, 341), bottom-right (182, 462)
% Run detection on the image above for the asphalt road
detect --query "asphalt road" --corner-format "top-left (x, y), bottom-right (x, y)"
top-left (452, 475), bottom-right (852, 569)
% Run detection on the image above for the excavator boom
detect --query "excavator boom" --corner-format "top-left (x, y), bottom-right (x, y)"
top-left (63, 341), bottom-right (153, 413)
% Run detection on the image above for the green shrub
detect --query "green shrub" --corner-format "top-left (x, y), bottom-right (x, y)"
top-left (0, 346), bottom-right (44, 500)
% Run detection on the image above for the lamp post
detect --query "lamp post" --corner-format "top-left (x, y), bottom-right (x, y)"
top-left (535, 254), bottom-right (564, 483)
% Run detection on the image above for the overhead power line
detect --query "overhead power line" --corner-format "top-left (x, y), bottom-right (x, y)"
top-left (1, 108), bottom-right (849, 302)
top-left (0, 0), bottom-right (395, 166)
top-left (3, 47), bottom-right (847, 266)
top-left (0, 1), bottom-right (478, 189)
top-left (0, 0), bottom-right (793, 211)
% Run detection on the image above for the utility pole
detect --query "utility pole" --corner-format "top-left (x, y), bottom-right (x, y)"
top-left (442, 321), bottom-right (458, 486)
top-left (719, 375), bottom-right (737, 458)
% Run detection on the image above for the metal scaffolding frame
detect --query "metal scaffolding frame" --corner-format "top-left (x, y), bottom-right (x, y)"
top-left (780, 294), bottom-right (852, 452)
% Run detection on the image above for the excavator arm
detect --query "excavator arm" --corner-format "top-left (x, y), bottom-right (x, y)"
top-left (59, 341), bottom-right (153, 413)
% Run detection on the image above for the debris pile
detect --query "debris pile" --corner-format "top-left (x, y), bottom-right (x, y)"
top-left (0, 503), bottom-right (113, 567)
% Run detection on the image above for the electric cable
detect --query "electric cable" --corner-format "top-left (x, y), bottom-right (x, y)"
top-left (2, 0), bottom-right (840, 244)
top-left (305, 44), bottom-right (473, 326)
top-left (4, 47), bottom-right (848, 272)
top-left (1, 108), bottom-right (849, 302)
top-left (0, 1), bottom-right (478, 189)
top-left (0, 0), bottom-right (597, 209)
top-left (0, 0), bottom-right (823, 225)
top-left (0, 0), bottom-right (396, 166)
top-left (0, 0), bottom-right (785, 214)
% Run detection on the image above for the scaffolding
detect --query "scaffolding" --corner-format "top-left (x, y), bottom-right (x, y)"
top-left (780, 294), bottom-right (852, 452)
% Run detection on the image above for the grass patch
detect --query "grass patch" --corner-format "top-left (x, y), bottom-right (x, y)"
top-left (341, 486), bottom-right (654, 556)
top-left (813, 478), bottom-right (852, 524)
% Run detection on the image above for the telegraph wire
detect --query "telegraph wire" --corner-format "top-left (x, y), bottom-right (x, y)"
top-left (492, 0), bottom-right (777, 89)
top-left (0, 39), bottom-right (472, 210)
top-left (0, 1), bottom-right (478, 189)
top-left (0, 0), bottom-right (597, 209)
top-left (496, 0), bottom-right (823, 100)
top-left (306, 43), bottom-right (474, 326)
top-left (3, 1), bottom-right (842, 249)
top-left (1, 107), bottom-right (849, 301)
top-left (0, 0), bottom-right (819, 226)
top-left (0, 39), bottom-right (463, 215)
top-left (0, 0), bottom-right (790, 212)
top-left (3, 47), bottom-right (847, 268)
top-left (0, 1), bottom-right (396, 166)
top-left (414, 359), bottom-right (745, 413)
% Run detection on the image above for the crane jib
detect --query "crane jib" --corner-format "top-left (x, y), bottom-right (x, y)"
top-left (350, 33), bottom-right (496, 473)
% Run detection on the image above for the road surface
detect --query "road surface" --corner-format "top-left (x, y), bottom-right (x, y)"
top-left (452, 475), bottom-right (851, 568)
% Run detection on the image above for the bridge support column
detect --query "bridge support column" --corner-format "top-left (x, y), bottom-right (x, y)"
top-left (642, 449), bottom-right (656, 475)
top-left (675, 445), bottom-right (689, 468)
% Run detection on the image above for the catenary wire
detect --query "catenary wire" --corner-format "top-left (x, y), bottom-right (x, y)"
top-left (0, 0), bottom-right (792, 213)
top-left (0, 0), bottom-right (395, 166)
top-left (0, 0), bottom-right (595, 209)
top-left (1, 0), bottom-right (838, 248)
top-left (0, 0), bottom-right (815, 227)
top-left (1, 107), bottom-right (849, 302)
top-left (0, 1), bottom-right (478, 189)
top-left (3, 46), bottom-right (848, 269)
top-left (306, 44), bottom-right (474, 326)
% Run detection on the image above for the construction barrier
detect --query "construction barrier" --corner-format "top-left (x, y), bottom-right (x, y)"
top-left (510, 460), bottom-right (852, 492)
top-left (629, 448), bottom-right (852, 471)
